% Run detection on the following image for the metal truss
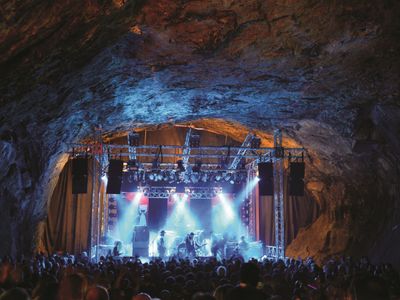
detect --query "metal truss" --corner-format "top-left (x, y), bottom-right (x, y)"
top-left (229, 132), bottom-right (254, 169)
top-left (182, 128), bottom-right (192, 168)
top-left (69, 143), bottom-right (287, 163)
top-left (273, 129), bottom-right (285, 259)
top-left (73, 129), bottom-right (305, 261)
top-left (141, 186), bottom-right (217, 199)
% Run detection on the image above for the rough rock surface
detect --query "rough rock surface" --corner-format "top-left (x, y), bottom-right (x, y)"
top-left (0, 0), bottom-right (400, 266)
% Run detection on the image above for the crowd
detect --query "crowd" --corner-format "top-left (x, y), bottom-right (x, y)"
top-left (0, 253), bottom-right (399, 300)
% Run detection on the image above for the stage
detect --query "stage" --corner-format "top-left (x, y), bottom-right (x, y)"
top-left (42, 127), bottom-right (317, 261)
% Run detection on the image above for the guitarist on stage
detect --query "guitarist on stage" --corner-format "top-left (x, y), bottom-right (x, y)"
top-left (211, 233), bottom-right (228, 259)
top-left (185, 232), bottom-right (200, 258)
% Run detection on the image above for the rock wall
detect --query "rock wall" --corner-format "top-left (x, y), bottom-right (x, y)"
top-left (0, 0), bottom-right (399, 266)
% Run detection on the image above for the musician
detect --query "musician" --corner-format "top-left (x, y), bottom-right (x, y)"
top-left (113, 241), bottom-right (123, 256)
top-left (185, 232), bottom-right (199, 258)
top-left (211, 232), bottom-right (228, 259)
top-left (157, 230), bottom-right (167, 259)
top-left (238, 236), bottom-right (249, 257)
top-left (210, 231), bottom-right (219, 257)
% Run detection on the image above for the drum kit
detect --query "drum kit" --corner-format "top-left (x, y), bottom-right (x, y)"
top-left (168, 230), bottom-right (208, 258)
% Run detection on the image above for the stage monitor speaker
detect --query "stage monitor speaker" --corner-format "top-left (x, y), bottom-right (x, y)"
top-left (132, 244), bottom-right (149, 257)
top-left (290, 162), bottom-right (305, 179)
top-left (72, 158), bottom-right (88, 194)
top-left (258, 162), bottom-right (274, 196)
top-left (106, 159), bottom-right (124, 194)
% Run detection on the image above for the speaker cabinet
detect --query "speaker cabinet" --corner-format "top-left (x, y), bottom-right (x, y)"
top-left (290, 162), bottom-right (305, 178)
top-left (258, 162), bottom-right (274, 196)
top-left (289, 162), bottom-right (305, 196)
top-left (106, 159), bottom-right (124, 194)
top-left (132, 226), bottom-right (149, 257)
top-left (72, 158), bottom-right (88, 194)
top-left (134, 226), bottom-right (149, 242)
top-left (132, 244), bottom-right (149, 257)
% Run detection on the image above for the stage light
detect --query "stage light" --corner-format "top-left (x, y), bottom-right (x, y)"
top-left (223, 172), bottom-right (232, 182)
top-left (169, 172), bottom-right (176, 180)
top-left (173, 193), bottom-right (179, 201)
top-left (256, 176), bottom-right (260, 181)
top-left (215, 187), bottom-right (223, 195)
top-left (133, 192), bottom-right (142, 204)
top-left (215, 174), bottom-right (222, 181)
top-left (190, 173), bottom-right (199, 183)
top-left (127, 172), bottom-right (136, 183)
top-left (127, 159), bottom-right (138, 171)
top-left (218, 193), bottom-right (234, 220)
top-left (174, 193), bottom-right (187, 211)
top-left (161, 172), bottom-right (168, 181)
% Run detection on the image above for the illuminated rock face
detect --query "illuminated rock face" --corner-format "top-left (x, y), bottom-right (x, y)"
top-left (0, 1), bottom-right (399, 265)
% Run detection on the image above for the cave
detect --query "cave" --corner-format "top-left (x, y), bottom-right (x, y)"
top-left (1, 0), bottom-right (400, 270)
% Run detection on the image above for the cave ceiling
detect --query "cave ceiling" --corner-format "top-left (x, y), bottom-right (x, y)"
top-left (1, 0), bottom-right (399, 140)
top-left (1, 0), bottom-right (399, 206)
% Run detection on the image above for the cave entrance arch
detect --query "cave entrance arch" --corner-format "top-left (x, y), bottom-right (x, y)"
top-left (44, 120), bottom-right (318, 260)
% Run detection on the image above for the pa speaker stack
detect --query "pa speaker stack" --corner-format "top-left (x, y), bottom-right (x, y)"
top-left (289, 162), bottom-right (305, 196)
top-left (132, 226), bottom-right (149, 257)
top-left (258, 162), bottom-right (274, 196)
top-left (106, 160), bottom-right (124, 194)
top-left (72, 158), bottom-right (88, 194)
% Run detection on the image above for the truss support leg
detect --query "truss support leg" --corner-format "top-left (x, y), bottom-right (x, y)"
top-left (273, 129), bottom-right (285, 259)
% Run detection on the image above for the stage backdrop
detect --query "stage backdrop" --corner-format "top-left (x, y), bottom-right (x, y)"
top-left (42, 159), bottom-right (101, 254)
top-left (259, 175), bottom-right (320, 246)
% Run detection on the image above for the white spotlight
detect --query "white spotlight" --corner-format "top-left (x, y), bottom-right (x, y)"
top-left (173, 193), bottom-right (179, 201)
top-left (101, 174), bottom-right (108, 182)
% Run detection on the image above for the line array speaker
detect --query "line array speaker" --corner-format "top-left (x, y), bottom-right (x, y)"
top-left (106, 159), bottom-right (124, 194)
top-left (258, 162), bottom-right (274, 196)
top-left (289, 162), bottom-right (305, 196)
top-left (72, 158), bottom-right (88, 194)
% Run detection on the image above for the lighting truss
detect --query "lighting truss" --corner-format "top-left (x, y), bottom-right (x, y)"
top-left (229, 132), bottom-right (255, 169)
top-left (69, 144), bottom-right (302, 160)
top-left (139, 186), bottom-right (218, 199)
top-left (70, 130), bottom-right (305, 261)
